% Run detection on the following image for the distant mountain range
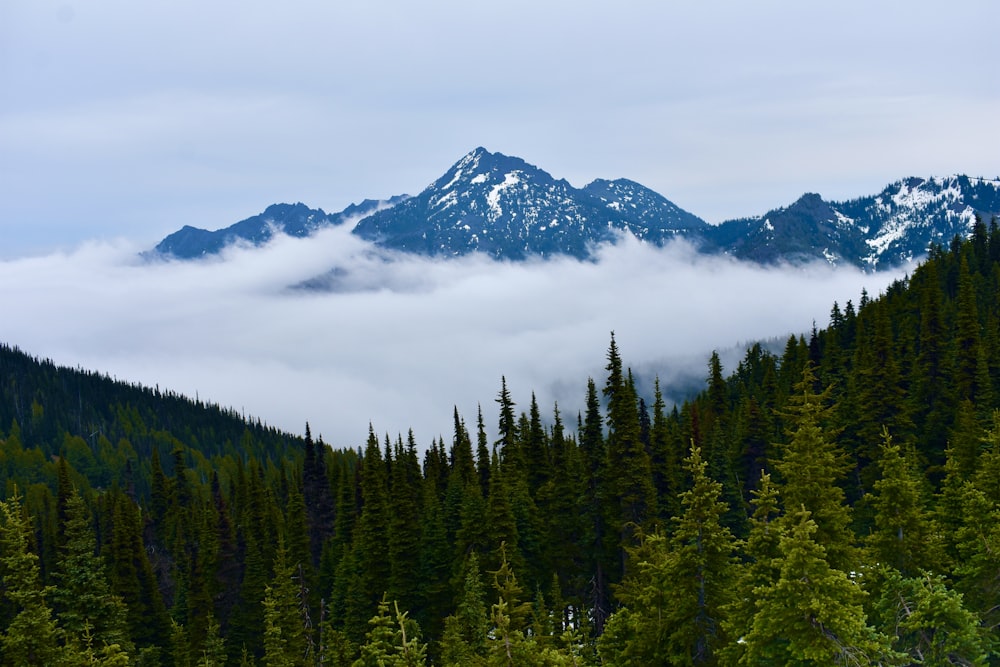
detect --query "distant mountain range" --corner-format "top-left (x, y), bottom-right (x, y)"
top-left (152, 147), bottom-right (1000, 270)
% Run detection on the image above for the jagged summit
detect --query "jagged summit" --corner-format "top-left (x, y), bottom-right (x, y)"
top-left (352, 147), bottom-right (707, 259)
top-left (150, 149), bottom-right (1000, 269)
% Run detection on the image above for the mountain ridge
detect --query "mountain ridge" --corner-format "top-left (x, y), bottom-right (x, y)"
top-left (150, 148), bottom-right (1000, 269)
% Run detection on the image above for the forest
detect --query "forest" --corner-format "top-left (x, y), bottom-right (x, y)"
top-left (2, 220), bottom-right (1000, 665)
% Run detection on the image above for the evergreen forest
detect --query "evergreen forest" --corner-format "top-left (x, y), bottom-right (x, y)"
top-left (3, 221), bottom-right (1000, 665)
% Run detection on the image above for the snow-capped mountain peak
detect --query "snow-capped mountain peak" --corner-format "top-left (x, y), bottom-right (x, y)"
top-left (151, 149), bottom-right (1000, 270)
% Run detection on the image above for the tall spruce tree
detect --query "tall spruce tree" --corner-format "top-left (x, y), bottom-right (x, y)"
top-left (741, 509), bottom-right (896, 665)
top-left (0, 492), bottom-right (64, 666)
top-left (53, 490), bottom-right (133, 657)
top-left (603, 335), bottom-right (657, 561)
top-left (774, 362), bottom-right (855, 572)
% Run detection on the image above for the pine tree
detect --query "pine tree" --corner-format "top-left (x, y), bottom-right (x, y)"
top-left (388, 433), bottom-right (424, 615)
top-left (600, 445), bottom-right (735, 665)
top-left (53, 490), bottom-right (133, 657)
top-left (773, 362), bottom-right (855, 572)
top-left (603, 335), bottom-right (657, 561)
top-left (719, 472), bottom-right (784, 665)
top-left (873, 569), bottom-right (989, 666)
top-left (865, 427), bottom-right (940, 576)
top-left (0, 493), bottom-right (64, 666)
top-left (741, 509), bottom-right (895, 665)
top-left (262, 539), bottom-right (309, 667)
top-left (439, 552), bottom-right (489, 666)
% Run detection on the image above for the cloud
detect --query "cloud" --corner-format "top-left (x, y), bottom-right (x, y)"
top-left (0, 227), bottom-right (907, 450)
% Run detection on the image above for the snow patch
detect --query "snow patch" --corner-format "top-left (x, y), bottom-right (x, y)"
top-left (470, 173), bottom-right (488, 185)
top-left (834, 211), bottom-right (855, 228)
top-left (763, 219), bottom-right (774, 232)
top-left (432, 191), bottom-right (458, 211)
top-left (486, 171), bottom-right (521, 219)
top-left (441, 169), bottom-right (463, 190)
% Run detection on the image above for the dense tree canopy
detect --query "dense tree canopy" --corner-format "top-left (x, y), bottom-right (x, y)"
top-left (1, 220), bottom-right (1000, 663)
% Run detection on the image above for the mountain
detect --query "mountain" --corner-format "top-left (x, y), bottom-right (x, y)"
top-left (712, 175), bottom-right (1000, 268)
top-left (152, 197), bottom-right (406, 259)
top-left (150, 148), bottom-right (1000, 269)
top-left (352, 147), bottom-right (709, 259)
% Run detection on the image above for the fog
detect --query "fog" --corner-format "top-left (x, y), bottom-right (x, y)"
top-left (0, 226), bottom-right (908, 449)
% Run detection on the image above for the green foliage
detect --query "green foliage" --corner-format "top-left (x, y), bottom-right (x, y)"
top-left (3, 226), bottom-right (1000, 662)
top-left (0, 492), bottom-right (63, 665)
top-left (740, 509), bottom-right (897, 665)
top-left (873, 568), bottom-right (989, 665)
top-left (353, 595), bottom-right (428, 667)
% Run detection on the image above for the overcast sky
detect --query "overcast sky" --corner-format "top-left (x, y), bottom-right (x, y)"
top-left (2, 1), bottom-right (998, 257)
top-left (0, 1), bottom-right (992, 447)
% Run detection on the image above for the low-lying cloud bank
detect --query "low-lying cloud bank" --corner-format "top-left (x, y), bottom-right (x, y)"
top-left (0, 226), bottom-right (908, 449)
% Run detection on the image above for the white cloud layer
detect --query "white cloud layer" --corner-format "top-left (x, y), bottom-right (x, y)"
top-left (0, 230), bottom-right (907, 449)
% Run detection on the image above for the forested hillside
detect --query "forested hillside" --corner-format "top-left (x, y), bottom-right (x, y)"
top-left (2, 220), bottom-right (1000, 665)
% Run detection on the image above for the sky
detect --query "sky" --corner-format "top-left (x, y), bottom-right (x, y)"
top-left (0, 1), bottom-right (994, 447)
top-left (2, 1), bottom-right (998, 256)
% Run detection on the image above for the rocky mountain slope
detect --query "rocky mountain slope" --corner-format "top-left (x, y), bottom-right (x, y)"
top-left (151, 149), bottom-right (1000, 269)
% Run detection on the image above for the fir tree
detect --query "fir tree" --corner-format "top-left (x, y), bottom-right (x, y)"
top-left (865, 427), bottom-right (940, 576)
top-left (53, 490), bottom-right (133, 657)
top-left (873, 569), bottom-right (989, 666)
top-left (0, 492), bottom-right (64, 666)
top-left (741, 509), bottom-right (895, 666)
top-left (774, 362), bottom-right (855, 572)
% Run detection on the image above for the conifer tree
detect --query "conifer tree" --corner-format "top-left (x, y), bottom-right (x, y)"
top-left (578, 376), bottom-right (612, 635)
top-left (0, 492), bottom-right (64, 666)
top-left (533, 405), bottom-right (584, 611)
top-left (262, 539), bottom-right (309, 667)
top-left (600, 445), bottom-right (735, 665)
top-left (302, 424), bottom-right (335, 569)
top-left (475, 405), bottom-right (491, 497)
top-left (345, 427), bottom-right (392, 642)
top-left (415, 475), bottom-right (451, 647)
top-left (865, 427), bottom-right (940, 576)
top-left (388, 433), bottom-right (423, 613)
top-left (439, 552), bottom-right (489, 666)
top-left (773, 362), bottom-right (855, 572)
top-left (53, 490), bottom-right (133, 657)
top-left (603, 336), bottom-right (657, 559)
top-left (741, 509), bottom-right (895, 665)
top-left (105, 488), bottom-right (170, 654)
top-left (354, 595), bottom-right (428, 667)
top-left (849, 306), bottom-right (913, 490)
top-left (522, 393), bottom-right (551, 496)
top-left (495, 377), bottom-right (519, 470)
top-left (873, 569), bottom-right (989, 666)
top-left (228, 458), bottom-right (275, 661)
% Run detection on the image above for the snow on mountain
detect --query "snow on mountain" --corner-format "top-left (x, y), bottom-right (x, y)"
top-left (351, 147), bottom-right (708, 259)
top-left (150, 148), bottom-right (1000, 270)
top-left (708, 175), bottom-right (1000, 268)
